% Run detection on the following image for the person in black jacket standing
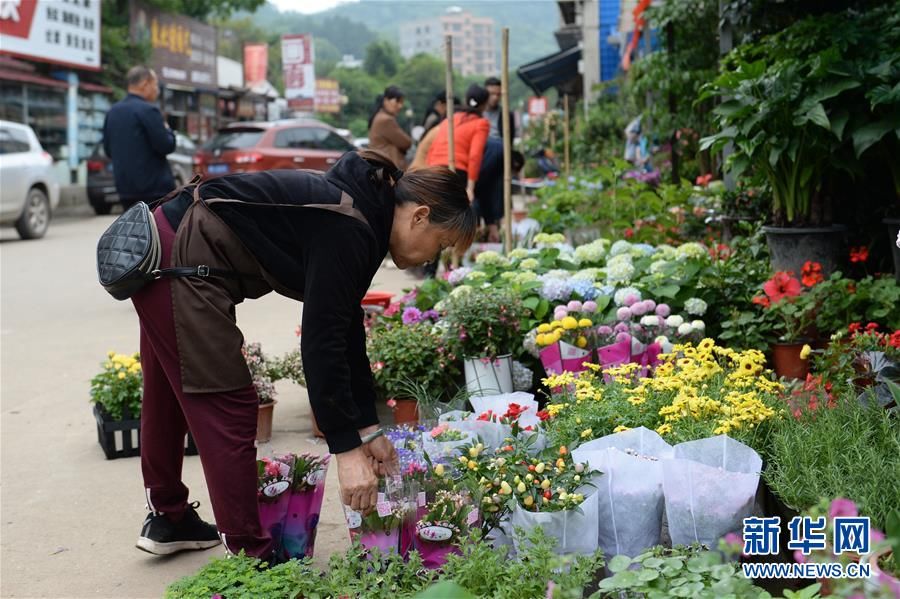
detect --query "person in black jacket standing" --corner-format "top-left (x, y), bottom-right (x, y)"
top-left (103, 66), bottom-right (176, 211)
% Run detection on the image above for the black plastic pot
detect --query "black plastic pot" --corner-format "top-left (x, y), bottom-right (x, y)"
top-left (762, 225), bottom-right (847, 276)
top-left (884, 218), bottom-right (900, 283)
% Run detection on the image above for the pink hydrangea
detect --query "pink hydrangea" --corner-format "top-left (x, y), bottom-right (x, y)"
top-left (616, 307), bottom-right (632, 320)
top-left (656, 303), bottom-right (671, 317)
top-left (630, 302), bottom-right (648, 316)
top-left (624, 294), bottom-right (639, 307)
top-left (828, 497), bottom-right (858, 519)
top-left (582, 300), bottom-right (598, 313)
top-left (567, 300), bottom-right (583, 312)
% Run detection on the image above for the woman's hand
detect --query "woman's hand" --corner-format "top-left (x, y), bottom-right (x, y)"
top-left (335, 447), bottom-right (378, 513)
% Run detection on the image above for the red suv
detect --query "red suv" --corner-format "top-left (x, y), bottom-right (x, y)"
top-left (193, 119), bottom-right (355, 179)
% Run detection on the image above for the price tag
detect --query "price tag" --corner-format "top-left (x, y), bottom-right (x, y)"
top-left (467, 508), bottom-right (480, 526)
top-left (417, 491), bottom-right (427, 507)
top-left (376, 501), bottom-right (392, 518)
top-left (377, 492), bottom-right (386, 503)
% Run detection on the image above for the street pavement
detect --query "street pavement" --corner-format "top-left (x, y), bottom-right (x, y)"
top-left (0, 213), bottom-right (417, 598)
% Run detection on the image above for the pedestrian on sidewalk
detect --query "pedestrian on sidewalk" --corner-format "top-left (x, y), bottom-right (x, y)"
top-left (483, 76), bottom-right (516, 143)
top-left (102, 66), bottom-right (175, 212)
top-left (367, 86), bottom-right (412, 169)
top-left (131, 149), bottom-right (475, 562)
top-left (426, 84), bottom-right (491, 203)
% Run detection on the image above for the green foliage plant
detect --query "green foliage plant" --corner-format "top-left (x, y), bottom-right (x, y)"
top-left (89, 351), bottom-right (143, 420)
top-left (367, 323), bottom-right (459, 402)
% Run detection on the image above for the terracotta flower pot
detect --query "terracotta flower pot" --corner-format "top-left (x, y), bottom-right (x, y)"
top-left (771, 343), bottom-right (809, 380)
top-left (391, 398), bottom-right (418, 425)
top-left (257, 399), bottom-right (277, 443)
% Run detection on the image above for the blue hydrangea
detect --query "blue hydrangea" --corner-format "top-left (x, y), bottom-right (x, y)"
top-left (539, 276), bottom-right (573, 301)
top-left (570, 278), bottom-right (599, 300)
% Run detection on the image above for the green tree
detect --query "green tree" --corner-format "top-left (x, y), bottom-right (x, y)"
top-left (363, 40), bottom-right (402, 79)
top-left (394, 53), bottom-right (447, 122)
top-left (329, 67), bottom-right (383, 132)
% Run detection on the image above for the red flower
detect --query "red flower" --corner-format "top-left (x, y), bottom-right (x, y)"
top-left (849, 246), bottom-right (869, 263)
top-left (536, 410), bottom-right (551, 421)
top-left (476, 410), bottom-right (494, 422)
top-left (695, 174), bottom-right (713, 186)
top-left (866, 322), bottom-right (879, 332)
top-left (751, 294), bottom-right (771, 308)
top-left (889, 330), bottom-right (900, 349)
top-left (624, 228), bottom-right (634, 239)
top-left (847, 282), bottom-right (856, 294)
top-left (800, 261), bottom-right (824, 287)
top-left (763, 272), bottom-right (802, 303)
top-left (848, 322), bottom-right (862, 334)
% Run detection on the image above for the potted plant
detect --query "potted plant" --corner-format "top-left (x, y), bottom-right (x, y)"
top-left (89, 351), bottom-right (197, 459)
top-left (699, 12), bottom-right (888, 276)
top-left (367, 322), bottom-right (459, 424)
top-left (242, 342), bottom-right (278, 443)
top-left (752, 267), bottom-right (821, 379)
top-left (442, 287), bottom-right (527, 397)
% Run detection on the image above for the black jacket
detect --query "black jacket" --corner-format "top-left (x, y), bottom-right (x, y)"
top-left (103, 94), bottom-right (176, 200)
top-left (163, 152), bottom-right (394, 453)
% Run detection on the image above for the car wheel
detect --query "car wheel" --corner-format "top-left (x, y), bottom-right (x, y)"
top-left (15, 187), bottom-right (51, 240)
top-left (92, 201), bottom-right (112, 216)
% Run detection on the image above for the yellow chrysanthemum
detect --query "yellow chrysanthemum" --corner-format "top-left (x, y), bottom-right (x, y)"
top-left (578, 318), bottom-right (593, 328)
top-left (562, 317), bottom-right (578, 330)
top-left (537, 323), bottom-right (552, 334)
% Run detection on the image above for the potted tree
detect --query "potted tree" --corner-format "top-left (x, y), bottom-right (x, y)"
top-left (442, 287), bottom-right (527, 397)
top-left (700, 8), bottom-right (900, 276)
top-left (367, 322), bottom-right (460, 424)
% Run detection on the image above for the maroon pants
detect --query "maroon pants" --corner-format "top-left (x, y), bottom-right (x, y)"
top-left (130, 207), bottom-right (272, 558)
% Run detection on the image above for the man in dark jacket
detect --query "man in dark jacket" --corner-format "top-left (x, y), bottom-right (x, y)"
top-left (484, 76), bottom-right (516, 143)
top-left (103, 66), bottom-right (176, 210)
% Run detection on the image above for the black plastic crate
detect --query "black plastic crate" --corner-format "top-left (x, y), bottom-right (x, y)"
top-left (93, 404), bottom-right (198, 460)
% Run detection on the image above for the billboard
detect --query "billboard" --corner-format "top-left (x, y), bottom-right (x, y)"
top-left (0, 0), bottom-right (101, 71)
top-left (315, 78), bottom-right (341, 114)
top-left (130, 1), bottom-right (217, 89)
top-left (282, 34), bottom-right (314, 111)
top-left (243, 43), bottom-right (267, 88)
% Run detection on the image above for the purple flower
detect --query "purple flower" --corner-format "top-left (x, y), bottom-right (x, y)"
top-left (656, 303), bottom-right (671, 317)
top-left (422, 309), bottom-right (440, 321)
top-left (567, 300), bottom-right (583, 312)
top-left (614, 323), bottom-right (630, 334)
top-left (643, 299), bottom-right (657, 311)
top-left (616, 307), bottom-right (632, 320)
top-left (402, 307), bottom-right (423, 325)
top-left (583, 300), bottom-right (598, 313)
top-left (597, 325), bottom-right (613, 336)
top-left (630, 302), bottom-right (648, 316)
top-left (616, 332), bottom-right (631, 344)
top-left (828, 498), bottom-right (858, 519)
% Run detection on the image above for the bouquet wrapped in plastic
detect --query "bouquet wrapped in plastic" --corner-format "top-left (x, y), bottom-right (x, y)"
top-left (573, 427), bottom-right (672, 558)
top-left (663, 435), bottom-right (762, 547)
top-left (343, 476), bottom-right (411, 556)
top-left (422, 423), bottom-right (476, 464)
top-left (280, 454), bottom-right (330, 560)
top-left (257, 454), bottom-right (295, 553)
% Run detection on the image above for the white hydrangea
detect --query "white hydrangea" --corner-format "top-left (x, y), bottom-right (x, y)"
top-left (655, 335), bottom-right (673, 353)
top-left (607, 261), bottom-right (635, 284)
top-left (522, 328), bottom-right (540, 359)
top-left (514, 271), bottom-right (539, 285)
top-left (520, 258), bottom-right (539, 270)
top-left (640, 315), bottom-right (660, 327)
top-left (676, 242), bottom-right (707, 260)
top-left (547, 269), bottom-right (571, 279)
top-left (450, 284), bottom-right (473, 298)
top-left (691, 320), bottom-right (706, 331)
top-left (475, 250), bottom-right (506, 267)
top-left (685, 298), bottom-right (708, 316)
top-left (655, 244), bottom-right (678, 261)
top-left (649, 260), bottom-right (670, 275)
top-left (609, 240), bottom-right (632, 256)
top-left (614, 287), bottom-right (642, 306)
top-left (534, 233), bottom-right (567, 247)
top-left (677, 323), bottom-right (694, 336)
top-left (509, 248), bottom-right (530, 260)
top-left (500, 271), bottom-right (517, 280)
top-left (465, 270), bottom-right (488, 281)
top-left (665, 315), bottom-right (684, 328)
top-left (573, 240), bottom-right (607, 265)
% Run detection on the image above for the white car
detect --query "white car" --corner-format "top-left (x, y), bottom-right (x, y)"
top-left (0, 120), bottom-right (60, 239)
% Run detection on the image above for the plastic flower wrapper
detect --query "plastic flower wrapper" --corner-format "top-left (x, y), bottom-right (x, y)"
top-left (422, 423), bottom-right (476, 464)
top-left (414, 488), bottom-right (481, 569)
top-left (470, 392), bottom-right (541, 430)
top-left (280, 454), bottom-right (330, 560)
top-left (512, 360), bottom-right (534, 392)
top-left (509, 445), bottom-right (601, 556)
top-left (386, 424), bottom-right (428, 475)
top-left (438, 410), bottom-right (510, 450)
top-left (257, 454), bottom-right (296, 554)
top-left (573, 427), bottom-right (673, 558)
top-left (662, 435), bottom-right (762, 547)
top-left (343, 475), bottom-right (411, 556)
top-left (535, 309), bottom-right (597, 375)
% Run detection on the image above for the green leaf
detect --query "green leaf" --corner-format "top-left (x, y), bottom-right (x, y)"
top-left (608, 554), bottom-right (632, 573)
top-left (637, 569), bottom-right (660, 582)
top-left (642, 557), bottom-right (664, 569)
top-left (803, 103), bottom-right (830, 130)
top-left (534, 299), bottom-right (550, 320)
top-left (852, 119), bottom-right (896, 156)
top-left (522, 297), bottom-right (540, 311)
top-left (652, 284), bottom-right (680, 299)
top-left (830, 110), bottom-right (850, 140)
top-left (811, 79), bottom-right (861, 103)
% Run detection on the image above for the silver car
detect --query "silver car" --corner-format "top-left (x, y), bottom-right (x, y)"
top-left (0, 120), bottom-right (60, 239)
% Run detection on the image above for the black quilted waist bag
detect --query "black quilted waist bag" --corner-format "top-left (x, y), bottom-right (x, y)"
top-left (96, 189), bottom-right (253, 301)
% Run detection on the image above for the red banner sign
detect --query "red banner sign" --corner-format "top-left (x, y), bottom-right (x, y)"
top-left (243, 43), bottom-right (268, 88)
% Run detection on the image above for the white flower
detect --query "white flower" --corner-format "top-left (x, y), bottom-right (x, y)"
top-left (610, 240), bottom-right (632, 256)
top-left (614, 287), bottom-right (642, 306)
top-left (522, 328), bottom-right (540, 358)
top-left (573, 240), bottom-right (607, 264)
top-left (677, 323), bottom-right (694, 336)
top-left (665, 315), bottom-right (684, 328)
top-left (450, 285), bottom-right (473, 298)
top-left (606, 261), bottom-right (635, 284)
top-left (514, 271), bottom-right (538, 285)
top-left (465, 270), bottom-right (487, 281)
top-left (649, 260), bottom-right (669, 275)
top-left (574, 268), bottom-right (601, 281)
top-left (520, 258), bottom-right (539, 270)
top-left (691, 320), bottom-right (706, 331)
top-left (509, 248), bottom-right (530, 260)
top-left (640, 315), bottom-right (660, 327)
top-left (475, 251), bottom-right (506, 267)
top-left (654, 335), bottom-right (673, 353)
top-left (684, 298), bottom-right (708, 316)
top-left (656, 245), bottom-right (678, 260)
top-left (500, 271), bottom-right (517, 280)
top-left (676, 242), bottom-right (707, 260)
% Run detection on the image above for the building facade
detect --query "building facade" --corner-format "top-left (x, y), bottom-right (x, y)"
top-left (399, 8), bottom-right (496, 77)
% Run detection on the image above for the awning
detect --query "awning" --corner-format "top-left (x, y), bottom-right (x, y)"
top-left (0, 68), bottom-right (68, 89)
top-left (79, 81), bottom-right (113, 94)
top-left (516, 45), bottom-right (581, 95)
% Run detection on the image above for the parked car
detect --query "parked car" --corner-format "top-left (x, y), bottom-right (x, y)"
top-left (0, 120), bottom-right (60, 239)
top-left (193, 119), bottom-right (354, 179)
top-left (86, 132), bottom-right (197, 215)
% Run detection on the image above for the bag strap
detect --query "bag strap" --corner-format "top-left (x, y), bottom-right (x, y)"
top-left (150, 265), bottom-right (257, 281)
